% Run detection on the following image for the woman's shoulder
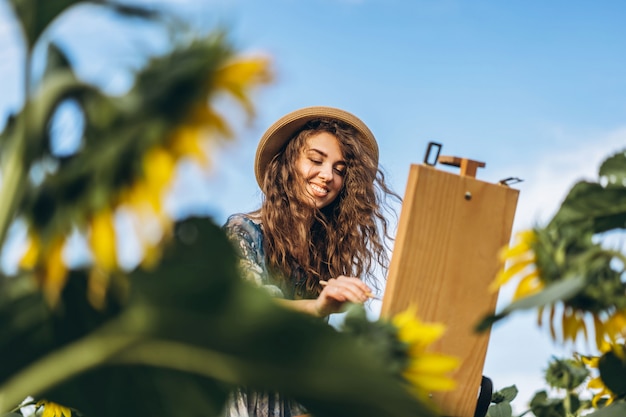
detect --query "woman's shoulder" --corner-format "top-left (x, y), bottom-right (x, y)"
top-left (224, 213), bottom-right (263, 233)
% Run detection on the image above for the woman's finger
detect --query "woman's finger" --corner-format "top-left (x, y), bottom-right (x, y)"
top-left (319, 279), bottom-right (368, 303)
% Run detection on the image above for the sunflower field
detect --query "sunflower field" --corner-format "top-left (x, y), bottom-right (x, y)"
top-left (0, 1), bottom-right (452, 417)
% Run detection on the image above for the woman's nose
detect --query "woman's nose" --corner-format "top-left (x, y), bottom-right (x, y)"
top-left (318, 166), bottom-right (332, 181)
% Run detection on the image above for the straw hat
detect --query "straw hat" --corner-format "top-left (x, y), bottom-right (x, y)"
top-left (254, 106), bottom-right (379, 187)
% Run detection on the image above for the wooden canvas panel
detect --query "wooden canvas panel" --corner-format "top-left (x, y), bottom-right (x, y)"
top-left (381, 164), bottom-right (519, 417)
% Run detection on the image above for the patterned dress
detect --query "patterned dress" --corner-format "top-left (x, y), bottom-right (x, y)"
top-left (222, 213), bottom-right (309, 417)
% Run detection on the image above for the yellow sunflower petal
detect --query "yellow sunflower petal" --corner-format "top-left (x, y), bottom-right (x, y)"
top-left (169, 126), bottom-right (209, 166)
top-left (581, 355), bottom-right (599, 368)
top-left (187, 106), bottom-right (232, 138)
top-left (213, 57), bottom-right (272, 114)
top-left (512, 271), bottom-right (544, 300)
top-left (20, 233), bottom-right (40, 269)
top-left (562, 309), bottom-right (577, 343)
top-left (407, 353), bottom-right (460, 374)
top-left (42, 237), bottom-right (68, 305)
top-left (588, 376), bottom-right (605, 390)
top-left (391, 306), bottom-right (458, 396)
top-left (37, 400), bottom-right (71, 417)
top-left (593, 314), bottom-right (606, 351)
top-left (591, 392), bottom-right (606, 408)
top-left (489, 257), bottom-right (535, 291)
top-left (604, 310), bottom-right (626, 344)
top-left (90, 206), bottom-right (117, 270)
top-left (549, 305), bottom-right (557, 341)
top-left (498, 229), bottom-right (536, 261)
top-left (404, 371), bottom-right (457, 392)
top-left (143, 146), bottom-right (176, 197)
top-left (575, 314), bottom-right (588, 343)
top-left (394, 313), bottom-right (445, 348)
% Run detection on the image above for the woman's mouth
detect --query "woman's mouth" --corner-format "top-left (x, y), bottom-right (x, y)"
top-left (310, 183), bottom-right (328, 197)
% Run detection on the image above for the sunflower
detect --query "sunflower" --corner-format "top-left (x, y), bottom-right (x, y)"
top-left (36, 400), bottom-right (71, 417)
top-left (491, 228), bottom-right (626, 350)
top-left (580, 342), bottom-right (626, 408)
top-left (19, 53), bottom-right (272, 307)
top-left (391, 306), bottom-right (460, 402)
top-left (490, 229), bottom-right (543, 299)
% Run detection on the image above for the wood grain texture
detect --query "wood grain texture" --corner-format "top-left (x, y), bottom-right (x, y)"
top-left (381, 164), bottom-right (519, 417)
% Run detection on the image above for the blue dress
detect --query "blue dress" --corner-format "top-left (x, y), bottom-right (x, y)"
top-left (222, 213), bottom-right (308, 417)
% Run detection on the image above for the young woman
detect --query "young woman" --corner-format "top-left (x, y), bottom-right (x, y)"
top-left (223, 106), bottom-right (399, 417)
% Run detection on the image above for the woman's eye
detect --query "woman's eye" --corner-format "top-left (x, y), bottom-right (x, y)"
top-left (309, 158), bottom-right (322, 164)
top-left (334, 167), bottom-right (346, 176)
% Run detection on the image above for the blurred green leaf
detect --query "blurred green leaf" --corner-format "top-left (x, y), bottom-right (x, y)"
top-left (586, 402), bottom-right (626, 417)
top-left (1, 218), bottom-right (434, 417)
top-left (496, 385), bottom-right (518, 403)
top-left (599, 149), bottom-right (626, 188)
top-left (43, 42), bottom-right (72, 75)
top-left (0, 269), bottom-right (122, 384)
top-left (476, 276), bottom-right (585, 332)
top-left (486, 401), bottom-right (512, 417)
top-left (529, 390), bottom-right (566, 417)
top-left (9, 0), bottom-right (81, 49)
top-left (549, 181), bottom-right (626, 234)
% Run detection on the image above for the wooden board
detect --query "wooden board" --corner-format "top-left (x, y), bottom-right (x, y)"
top-left (380, 164), bottom-right (519, 417)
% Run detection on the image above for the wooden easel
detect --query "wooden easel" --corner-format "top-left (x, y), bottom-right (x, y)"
top-left (380, 144), bottom-right (519, 417)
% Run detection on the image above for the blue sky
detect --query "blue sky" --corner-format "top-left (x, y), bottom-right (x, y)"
top-left (1, 0), bottom-right (626, 413)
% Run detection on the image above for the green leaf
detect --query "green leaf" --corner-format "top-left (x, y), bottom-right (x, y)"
top-left (43, 42), bottom-right (72, 75)
top-left (549, 181), bottom-right (626, 234)
top-left (2, 218), bottom-right (435, 417)
top-left (585, 402), bottom-right (626, 417)
top-left (9, 0), bottom-right (83, 50)
top-left (599, 350), bottom-right (626, 397)
top-left (0, 269), bottom-right (123, 385)
top-left (498, 385), bottom-right (518, 402)
top-left (486, 401), bottom-right (512, 417)
top-left (599, 149), bottom-right (626, 188)
top-left (476, 276), bottom-right (586, 332)
top-left (529, 390), bottom-right (565, 417)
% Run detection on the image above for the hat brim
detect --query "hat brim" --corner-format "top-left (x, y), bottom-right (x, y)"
top-left (254, 106), bottom-right (379, 188)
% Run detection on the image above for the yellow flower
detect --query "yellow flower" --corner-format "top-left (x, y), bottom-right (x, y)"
top-left (18, 231), bottom-right (68, 305)
top-left (143, 146), bottom-right (176, 199)
top-left (490, 229), bottom-right (538, 292)
top-left (561, 308), bottom-right (588, 343)
top-left (512, 270), bottom-right (544, 301)
top-left (90, 206), bottom-right (118, 271)
top-left (603, 310), bottom-right (626, 345)
top-left (43, 236), bottom-right (68, 304)
top-left (20, 233), bottom-right (40, 269)
top-left (588, 376), bottom-right (615, 407)
top-left (169, 125), bottom-right (209, 166)
top-left (391, 306), bottom-right (460, 400)
top-left (36, 400), bottom-right (71, 417)
top-left (582, 344), bottom-right (621, 408)
top-left (212, 57), bottom-right (272, 115)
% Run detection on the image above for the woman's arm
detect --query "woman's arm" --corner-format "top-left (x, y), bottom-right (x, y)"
top-left (278, 276), bottom-right (372, 318)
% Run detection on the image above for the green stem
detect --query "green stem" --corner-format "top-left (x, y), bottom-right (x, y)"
top-left (0, 116), bottom-right (28, 246)
top-left (0, 36), bottom-right (32, 246)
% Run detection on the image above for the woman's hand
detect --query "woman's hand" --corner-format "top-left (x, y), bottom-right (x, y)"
top-left (314, 276), bottom-right (372, 317)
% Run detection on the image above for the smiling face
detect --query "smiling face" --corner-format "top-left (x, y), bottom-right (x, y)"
top-left (295, 131), bottom-right (346, 209)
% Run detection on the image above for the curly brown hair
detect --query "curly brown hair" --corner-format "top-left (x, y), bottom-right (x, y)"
top-left (259, 118), bottom-right (400, 299)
